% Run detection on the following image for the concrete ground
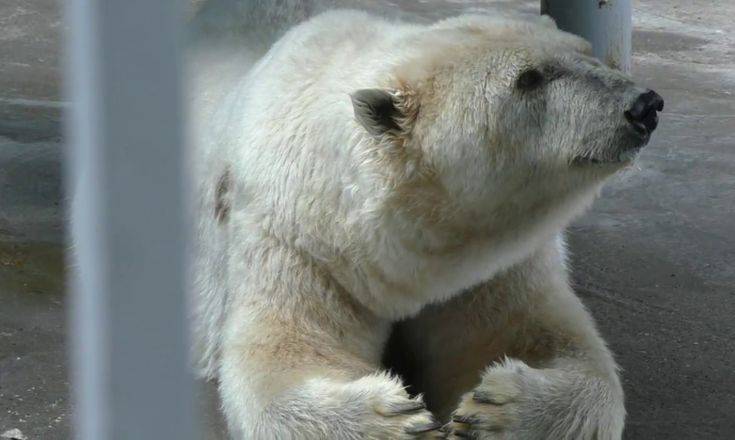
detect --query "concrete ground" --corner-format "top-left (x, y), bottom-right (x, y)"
top-left (1, 0), bottom-right (733, 439)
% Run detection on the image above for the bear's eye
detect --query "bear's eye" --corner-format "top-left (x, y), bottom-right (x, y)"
top-left (516, 69), bottom-right (544, 91)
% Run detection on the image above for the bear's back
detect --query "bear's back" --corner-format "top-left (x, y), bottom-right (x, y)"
top-left (220, 10), bottom-right (412, 218)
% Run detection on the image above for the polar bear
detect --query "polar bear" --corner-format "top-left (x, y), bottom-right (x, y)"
top-left (188, 2), bottom-right (663, 439)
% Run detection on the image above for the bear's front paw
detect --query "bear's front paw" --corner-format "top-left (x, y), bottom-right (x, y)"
top-left (340, 373), bottom-right (445, 439)
top-left (370, 398), bottom-right (445, 439)
top-left (444, 358), bottom-right (624, 440)
top-left (444, 358), bottom-right (528, 439)
top-left (254, 373), bottom-right (445, 439)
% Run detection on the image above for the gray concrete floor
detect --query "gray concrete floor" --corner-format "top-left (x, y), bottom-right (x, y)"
top-left (1, 0), bottom-right (733, 439)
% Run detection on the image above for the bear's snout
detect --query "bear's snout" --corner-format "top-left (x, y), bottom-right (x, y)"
top-left (625, 89), bottom-right (664, 136)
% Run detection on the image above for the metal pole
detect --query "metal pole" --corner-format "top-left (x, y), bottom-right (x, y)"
top-left (65, 0), bottom-right (197, 438)
top-left (541, 0), bottom-right (632, 73)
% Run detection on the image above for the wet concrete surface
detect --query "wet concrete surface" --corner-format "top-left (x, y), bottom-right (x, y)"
top-left (1, 0), bottom-right (734, 439)
top-left (0, 242), bottom-right (67, 440)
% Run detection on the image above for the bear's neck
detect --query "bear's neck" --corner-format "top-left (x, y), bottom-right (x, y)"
top-left (334, 183), bottom-right (601, 320)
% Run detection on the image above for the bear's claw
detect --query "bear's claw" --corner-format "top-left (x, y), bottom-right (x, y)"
top-left (405, 420), bottom-right (443, 434)
top-left (388, 400), bottom-right (427, 416)
top-left (472, 391), bottom-right (508, 405)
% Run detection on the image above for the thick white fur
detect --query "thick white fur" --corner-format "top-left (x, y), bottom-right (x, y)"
top-left (188, 3), bottom-right (643, 439)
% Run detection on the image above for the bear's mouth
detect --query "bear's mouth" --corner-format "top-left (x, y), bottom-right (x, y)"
top-left (573, 128), bottom-right (651, 166)
top-left (572, 156), bottom-right (603, 165)
top-left (572, 145), bottom-right (644, 166)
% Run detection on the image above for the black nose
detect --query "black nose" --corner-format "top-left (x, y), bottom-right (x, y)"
top-left (625, 89), bottom-right (664, 135)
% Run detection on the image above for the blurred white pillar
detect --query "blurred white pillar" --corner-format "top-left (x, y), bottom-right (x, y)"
top-left (65, 0), bottom-right (197, 438)
top-left (541, 0), bottom-right (632, 73)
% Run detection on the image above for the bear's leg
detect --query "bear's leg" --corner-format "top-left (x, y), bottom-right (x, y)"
top-left (393, 238), bottom-right (625, 439)
top-left (217, 246), bottom-right (442, 439)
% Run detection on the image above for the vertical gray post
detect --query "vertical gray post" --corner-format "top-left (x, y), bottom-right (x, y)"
top-left (65, 0), bottom-right (197, 438)
top-left (541, 0), bottom-right (632, 73)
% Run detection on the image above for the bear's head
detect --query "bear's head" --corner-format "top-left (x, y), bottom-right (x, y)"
top-left (350, 14), bottom-right (663, 243)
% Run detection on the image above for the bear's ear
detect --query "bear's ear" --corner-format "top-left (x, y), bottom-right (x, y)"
top-left (350, 89), bottom-right (404, 137)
